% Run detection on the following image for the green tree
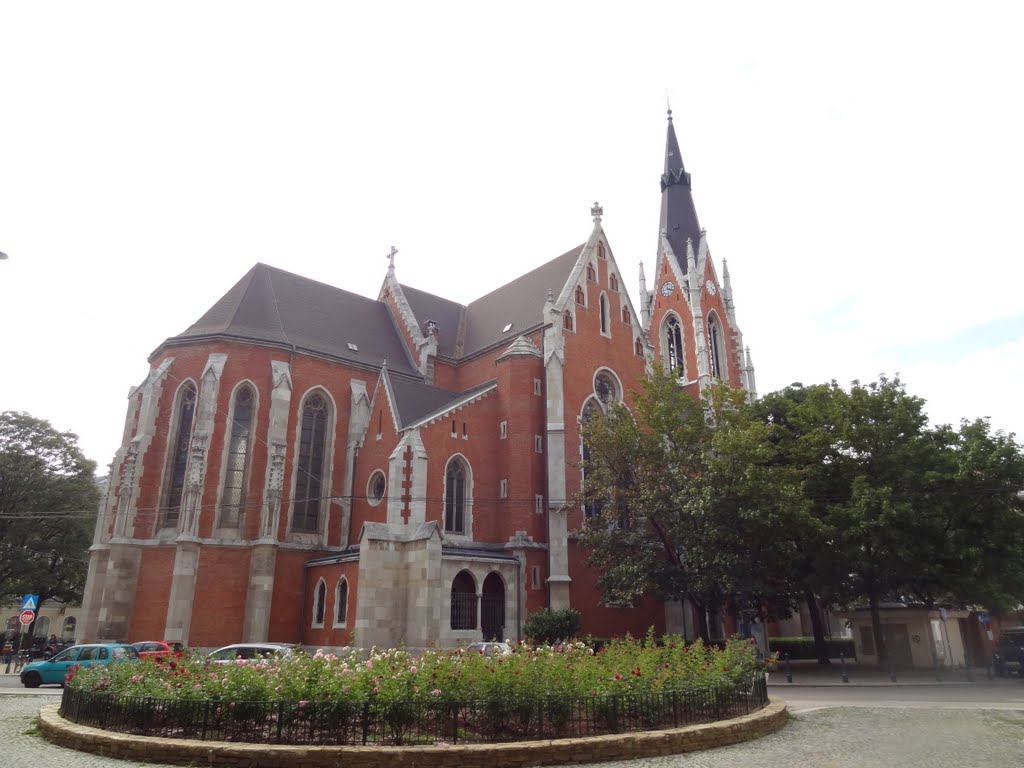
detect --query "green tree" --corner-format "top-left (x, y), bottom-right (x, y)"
top-left (915, 418), bottom-right (1024, 613)
top-left (578, 371), bottom-right (807, 641)
top-left (0, 411), bottom-right (100, 636)
top-left (523, 607), bottom-right (582, 644)
top-left (755, 378), bottom-right (1024, 665)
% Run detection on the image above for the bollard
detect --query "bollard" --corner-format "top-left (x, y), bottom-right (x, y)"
top-left (840, 651), bottom-right (849, 683)
top-left (784, 652), bottom-right (793, 683)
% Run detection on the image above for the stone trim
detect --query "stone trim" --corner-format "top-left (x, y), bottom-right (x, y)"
top-left (39, 699), bottom-right (788, 768)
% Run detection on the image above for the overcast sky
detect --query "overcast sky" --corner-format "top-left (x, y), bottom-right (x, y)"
top-left (1, 2), bottom-right (1022, 470)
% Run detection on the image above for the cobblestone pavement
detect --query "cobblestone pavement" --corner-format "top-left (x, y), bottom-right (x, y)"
top-left (3, 695), bottom-right (1023, 768)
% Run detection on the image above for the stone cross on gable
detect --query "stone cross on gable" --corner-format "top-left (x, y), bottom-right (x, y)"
top-left (387, 246), bottom-right (398, 269)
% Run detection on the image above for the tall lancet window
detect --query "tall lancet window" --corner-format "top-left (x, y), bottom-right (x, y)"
top-left (294, 393), bottom-right (329, 533)
top-left (444, 458), bottom-right (467, 534)
top-left (708, 313), bottom-right (724, 379)
top-left (219, 385), bottom-right (255, 529)
top-left (162, 382), bottom-right (197, 528)
top-left (666, 315), bottom-right (685, 378)
top-left (599, 294), bottom-right (609, 334)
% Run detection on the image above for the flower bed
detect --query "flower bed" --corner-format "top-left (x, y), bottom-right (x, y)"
top-left (60, 635), bottom-right (769, 745)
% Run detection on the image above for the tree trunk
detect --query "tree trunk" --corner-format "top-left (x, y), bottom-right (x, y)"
top-left (689, 595), bottom-right (710, 642)
top-left (869, 591), bottom-right (887, 666)
top-left (804, 588), bottom-right (831, 665)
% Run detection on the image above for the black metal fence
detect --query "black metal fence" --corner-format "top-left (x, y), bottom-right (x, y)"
top-left (59, 672), bottom-right (767, 745)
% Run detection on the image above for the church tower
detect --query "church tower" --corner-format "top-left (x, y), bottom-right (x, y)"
top-left (643, 110), bottom-right (756, 401)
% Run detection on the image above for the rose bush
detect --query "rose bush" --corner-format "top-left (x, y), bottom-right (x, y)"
top-left (68, 634), bottom-right (766, 705)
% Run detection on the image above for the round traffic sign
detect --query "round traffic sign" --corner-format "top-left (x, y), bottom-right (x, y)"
top-left (19, 610), bottom-right (35, 626)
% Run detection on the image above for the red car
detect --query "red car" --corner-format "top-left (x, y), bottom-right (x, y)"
top-left (130, 641), bottom-right (184, 660)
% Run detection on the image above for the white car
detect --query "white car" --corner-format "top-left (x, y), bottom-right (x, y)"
top-left (207, 643), bottom-right (295, 663)
top-left (464, 641), bottom-right (513, 656)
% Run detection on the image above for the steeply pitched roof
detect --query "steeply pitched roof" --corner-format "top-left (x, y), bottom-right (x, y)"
top-left (462, 244), bottom-right (584, 355)
top-left (660, 110), bottom-right (702, 266)
top-left (388, 375), bottom-right (496, 428)
top-left (399, 284), bottom-right (465, 358)
top-left (395, 245), bottom-right (583, 359)
top-left (161, 264), bottom-right (419, 375)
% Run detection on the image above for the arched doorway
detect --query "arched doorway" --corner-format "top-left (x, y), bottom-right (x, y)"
top-left (450, 570), bottom-right (477, 630)
top-left (481, 572), bottom-right (505, 641)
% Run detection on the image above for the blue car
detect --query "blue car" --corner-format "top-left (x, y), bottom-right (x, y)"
top-left (20, 643), bottom-right (139, 688)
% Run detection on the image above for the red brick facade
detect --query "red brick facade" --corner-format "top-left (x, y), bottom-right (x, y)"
top-left (80, 121), bottom-right (753, 650)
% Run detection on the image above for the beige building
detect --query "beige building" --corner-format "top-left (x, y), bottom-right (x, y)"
top-left (3, 600), bottom-right (80, 645)
top-left (836, 606), bottom-right (970, 669)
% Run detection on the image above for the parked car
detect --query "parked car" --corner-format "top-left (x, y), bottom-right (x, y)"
top-left (464, 641), bottom-right (513, 657)
top-left (994, 627), bottom-right (1024, 677)
top-left (20, 643), bottom-right (139, 688)
top-left (131, 640), bottom-right (184, 660)
top-left (207, 643), bottom-right (295, 663)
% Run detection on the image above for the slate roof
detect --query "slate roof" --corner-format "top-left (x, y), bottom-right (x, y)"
top-left (461, 244), bottom-right (583, 355)
top-left (397, 244), bottom-right (583, 359)
top-left (161, 264), bottom-right (420, 376)
top-left (400, 284), bottom-right (464, 358)
top-left (660, 110), bottom-right (702, 266)
top-left (388, 375), bottom-right (496, 429)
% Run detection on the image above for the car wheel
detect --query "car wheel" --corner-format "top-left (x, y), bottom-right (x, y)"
top-left (22, 672), bottom-right (41, 689)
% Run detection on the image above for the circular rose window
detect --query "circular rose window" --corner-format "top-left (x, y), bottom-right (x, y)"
top-left (367, 470), bottom-right (386, 506)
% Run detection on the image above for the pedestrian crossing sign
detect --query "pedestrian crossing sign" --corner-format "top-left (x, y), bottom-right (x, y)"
top-left (20, 595), bottom-right (38, 611)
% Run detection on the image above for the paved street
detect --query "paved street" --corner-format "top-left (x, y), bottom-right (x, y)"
top-left (2, 673), bottom-right (1023, 767)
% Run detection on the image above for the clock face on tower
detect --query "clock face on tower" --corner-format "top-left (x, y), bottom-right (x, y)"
top-left (660, 281), bottom-right (675, 297)
top-left (705, 279), bottom-right (717, 295)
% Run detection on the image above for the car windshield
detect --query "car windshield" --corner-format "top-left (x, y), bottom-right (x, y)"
top-left (51, 648), bottom-right (78, 663)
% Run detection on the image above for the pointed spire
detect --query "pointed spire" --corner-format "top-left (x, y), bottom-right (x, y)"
top-left (743, 346), bottom-right (758, 402)
top-left (659, 109), bottom-right (702, 270)
top-left (722, 257), bottom-right (735, 317)
top-left (639, 261), bottom-right (651, 328)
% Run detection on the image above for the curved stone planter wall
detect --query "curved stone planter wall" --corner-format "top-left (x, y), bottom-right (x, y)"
top-left (38, 699), bottom-right (788, 767)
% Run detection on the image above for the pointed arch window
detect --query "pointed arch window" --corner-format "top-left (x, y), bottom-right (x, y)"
top-left (162, 382), bottom-right (197, 528)
top-left (666, 315), bottom-right (685, 378)
top-left (219, 384), bottom-right (255, 528)
top-left (444, 458), bottom-right (468, 534)
top-left (586, 263), bottom-right (596, 281)
top-left (635, 338), bottom-right (644, 356)
top-left (294, 393), bottom-right (329, 533)
top-left (609, 272), bottom-right (618, 291)
top-left (312, 579), bottom-right (327, 627)
top-left (708, 313), bottom-right (725, 379)
top-left (599, 294), bottom-right (609, 334)
top-left (335, 578), bottom-right (349, 626)
top-left (622, 306), bottom-right (630, 324)
top-left (597, 243), bottom-right (606, 260)
top-left (575, 285), bottom-right (586, 306)
top-left (563, 311), bottom-right (574, 331)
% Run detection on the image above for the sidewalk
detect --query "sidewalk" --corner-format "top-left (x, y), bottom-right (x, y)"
top-left (768, 658), bottom-right (1013, 687)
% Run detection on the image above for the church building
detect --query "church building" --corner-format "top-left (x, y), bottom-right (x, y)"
top-left (80, 112), bottom-right (756, 650)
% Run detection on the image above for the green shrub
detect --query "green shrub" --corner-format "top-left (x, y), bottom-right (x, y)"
top-left (68, 635), bottom-right (760, 705)
top-left (523, 607), bottom-right (582, 644)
